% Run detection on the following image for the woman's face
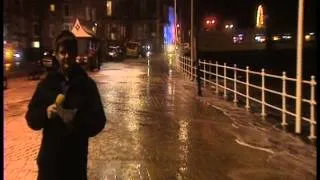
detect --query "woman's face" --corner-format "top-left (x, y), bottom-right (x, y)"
top-left (56, 45), bottom-right (76, 70)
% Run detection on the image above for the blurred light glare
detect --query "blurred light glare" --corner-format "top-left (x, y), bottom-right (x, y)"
top-left (273, 36), bottom-right (280, 41)
top-left (167, 45), bottom-right (175, 53)
top-left (206, 20), bottom-right (210, 24)
top-left (5, 63), bottom-right (11, 68)
top-left (225, 25), bottom-right (229, 28)
top-left (211, 20), bottom-right (215, 24)
top-left (305, 35), bottom-right (311, 41)
top-left (230, 24), bottom-right (234, 28)
top-left (14, 53), bottom-right (21, 58)
top-left (282, 35), bottom-right (292, 39)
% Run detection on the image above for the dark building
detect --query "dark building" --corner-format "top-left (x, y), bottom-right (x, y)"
top-left (4, 0), bottom-right (171, 59)
top-left (98, 0), bottom-right (171, 52)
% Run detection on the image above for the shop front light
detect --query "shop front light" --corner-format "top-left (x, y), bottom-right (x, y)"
top-left (167, 45), bottom-right (175, 53)
top-left (5, 49), bottom-right (13, 60)
top-left (14, 53), bottom-right (21, 58)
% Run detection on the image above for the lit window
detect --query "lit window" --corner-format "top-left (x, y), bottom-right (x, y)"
top-left (32, 41), bottom-right (40, 48)
top-left (50, 4), bottom-right (55, 12)
top-left (63, 24), bottom-right (71, 30)
top-left (106, 1), bottom-right (112, 16)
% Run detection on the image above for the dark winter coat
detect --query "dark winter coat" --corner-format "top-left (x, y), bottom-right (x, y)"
top-left (25, 64), bottom-right (107, 180)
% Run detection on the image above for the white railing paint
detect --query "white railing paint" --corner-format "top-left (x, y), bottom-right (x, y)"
top-left (176, 55), bottom-right (317, 139)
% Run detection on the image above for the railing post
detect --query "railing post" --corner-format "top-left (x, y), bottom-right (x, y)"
top-left (190, 57), bottom-right (193, 79)
top-left (203, 60), bottom-right (206, 87)
top-left (186, 57), bottom-right (189, 77)
top-left (176, 55), bottom-right (179, 70)
top-left (188, 59), bottom-right (192, 78)
top-left (223, 63), bottom-right (227, 99)
top-left (179, 56), bottom-right (182, 71)
top-left (209, 62), bottom-right (212, 86)
top-left (308, 75), bottom-right (316, 139)
top-left (233, 64), bottom-right (238, 103)
top-left (245, 66), bottom-right (250, 110)
top-left (182, 57), bottom-right (185, 73)
top-left (281, 72), bottom-right (288, 126)
top-left (188, 57), bottom-right (190, 78)
top-left (215, 61), bottom-right (219, 94)
top-left (177, 55), bottom-right (180, 71)
top-left (190, 57), bottom-right (192, 79)
top-left (261, 69), bottom-right (266, 117)
top-left (184, 57), bottom-right (186, 74)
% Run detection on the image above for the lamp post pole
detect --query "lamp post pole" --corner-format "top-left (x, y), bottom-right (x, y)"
top-left (295, 0), bottom-right (304, 134)
top-left (191, 0), bottom-right (194, 64)
top-left (174, 0), bottom-right (177, 50)
top-left (191, 0), bottom-right (201, 96)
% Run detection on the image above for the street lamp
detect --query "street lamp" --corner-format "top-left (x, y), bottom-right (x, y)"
top-left (295, 0), bottom-right (304, 134)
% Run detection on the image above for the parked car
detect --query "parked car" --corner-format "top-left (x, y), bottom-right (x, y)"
top-left (42, 50), bottom-right (55, 69)
top-left (126, 41), bottom-right (141, 58)
top-left (27, 59), bottom-right (43, 80)
top-left (106, 46), bottom-right (123, 61)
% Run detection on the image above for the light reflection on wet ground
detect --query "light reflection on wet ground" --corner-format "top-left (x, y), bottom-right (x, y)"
top-left (88, 56), bottom-right (316, 179)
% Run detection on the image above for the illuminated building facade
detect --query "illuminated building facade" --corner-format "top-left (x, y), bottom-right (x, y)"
top-left (256, 5), bottom-right (265, 28)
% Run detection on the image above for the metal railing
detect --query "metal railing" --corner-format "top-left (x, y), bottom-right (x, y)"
top-left (176, 55), bottom-right (317, 139)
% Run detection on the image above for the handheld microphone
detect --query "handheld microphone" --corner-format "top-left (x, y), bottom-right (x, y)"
top-left (55, 94), bottom-right (65, 106)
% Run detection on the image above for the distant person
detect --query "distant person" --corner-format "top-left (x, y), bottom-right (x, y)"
top-left (25, 30), bottom-right (107, 180)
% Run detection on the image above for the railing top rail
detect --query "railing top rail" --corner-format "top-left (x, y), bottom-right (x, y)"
top-left (183, 56), bottom-right (316, 85)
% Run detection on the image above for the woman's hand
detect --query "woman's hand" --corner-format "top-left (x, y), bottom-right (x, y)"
top-left (46, 104), bottom-right (57, 119)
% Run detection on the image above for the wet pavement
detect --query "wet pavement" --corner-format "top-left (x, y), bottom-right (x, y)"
top-left (4, 55), bottom-right (316, 179)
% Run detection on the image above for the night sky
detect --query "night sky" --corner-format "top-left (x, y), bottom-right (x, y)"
top-left (197, 0), bottom-right (316, 30)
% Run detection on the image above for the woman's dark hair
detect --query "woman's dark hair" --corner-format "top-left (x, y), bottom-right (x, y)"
top-left (54, 30), bottom-right (78, 56)
top-left (52, 30), bottom-right (78, 69)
